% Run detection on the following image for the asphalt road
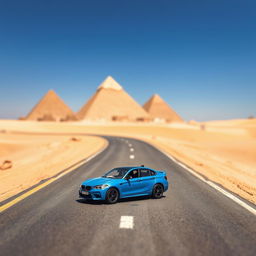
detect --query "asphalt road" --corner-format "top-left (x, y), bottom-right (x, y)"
top-left (0, 136), bottom-right (256, 256)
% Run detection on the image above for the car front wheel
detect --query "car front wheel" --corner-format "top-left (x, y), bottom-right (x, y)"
top-left (152, 184), bottom-right (164, 199)
top-left (105, 188), bottom-right (119, 204)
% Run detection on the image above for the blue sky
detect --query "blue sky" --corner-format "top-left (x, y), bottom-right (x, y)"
top-left (0, 0), bottom-right (255, 121)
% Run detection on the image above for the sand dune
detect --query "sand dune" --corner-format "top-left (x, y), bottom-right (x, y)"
top-left (0, 131), bottom-right (106, 202)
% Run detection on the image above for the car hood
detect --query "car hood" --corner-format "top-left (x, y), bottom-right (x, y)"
top-left (81, 177), bottom-right (119, 186)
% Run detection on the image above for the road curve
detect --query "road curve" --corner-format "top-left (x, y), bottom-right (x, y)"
top-left (0, 136), bottom-right (256, 256)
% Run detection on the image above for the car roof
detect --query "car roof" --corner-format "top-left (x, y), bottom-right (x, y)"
top-left (115, 166), bottom-right (153, 170)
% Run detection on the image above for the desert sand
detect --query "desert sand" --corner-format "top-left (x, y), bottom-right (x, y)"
top-left (0, 119), bottom-right (255, 204)
top-left (0, 130), bottom-right (106, 202)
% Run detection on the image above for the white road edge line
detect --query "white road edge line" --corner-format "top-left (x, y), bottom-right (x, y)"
top-left (57, 143), bottom-right (108, 179)
top-left (129, 155), bottom-right (135, 159)
top-left (157, 148), bottom-right (256, 216)
top-left (119, 216), bottom-right (134, 229)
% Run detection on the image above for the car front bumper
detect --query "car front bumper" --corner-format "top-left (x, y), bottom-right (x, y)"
top-left (79, 189), bottom-right (107, 200)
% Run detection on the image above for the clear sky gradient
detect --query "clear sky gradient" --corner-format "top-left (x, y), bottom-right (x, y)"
top-left (0, 0), bottom-right (255, 121)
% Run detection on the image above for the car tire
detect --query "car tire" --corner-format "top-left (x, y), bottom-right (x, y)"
top-left (152, 184), bottom-right (164, 199)
top-left (105, 188), bottom-right (119, 204)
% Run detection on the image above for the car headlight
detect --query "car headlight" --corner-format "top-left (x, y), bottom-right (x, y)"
top-left (94, 184), bottom-right (109, 189)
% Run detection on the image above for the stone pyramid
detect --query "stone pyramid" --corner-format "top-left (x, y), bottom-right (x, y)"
top-left (143, 94), bottom-right (183, 122)
top-left (77, 76), bottom-right (150, 121)
top-left (26, 89), bottom-right (76, 121)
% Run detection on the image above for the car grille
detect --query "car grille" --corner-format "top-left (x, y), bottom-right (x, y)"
top-left (81, 185), bottom-right (92, 191)
top-left (79, 191), bottom-right (92, 199)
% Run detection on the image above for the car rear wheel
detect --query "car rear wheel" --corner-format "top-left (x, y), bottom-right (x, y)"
top-left (105, 188), bottom-right (119, 204)
top-left (152, 184), bottom-right (164, 199)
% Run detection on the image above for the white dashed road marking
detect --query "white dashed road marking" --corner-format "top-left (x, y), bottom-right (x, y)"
top-left (129, 155), bottom-right (135, 159)
top-left (128, 144), bottom-right (132, 147)
top-left (119, 216), bottom-right (134, 229)
top-left (130, 148), bottom-right (134, 152)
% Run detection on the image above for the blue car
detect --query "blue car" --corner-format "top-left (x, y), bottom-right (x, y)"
top-left (79, 165), bottom-right (168, 204)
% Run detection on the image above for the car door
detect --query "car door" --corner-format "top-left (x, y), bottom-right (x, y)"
top-left (138, 169), bottom-right (156, 194)
top-left (119, 169), bottom-right (142, 197)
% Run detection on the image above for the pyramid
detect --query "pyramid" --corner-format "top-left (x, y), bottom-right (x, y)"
top-left (143, 94), bottom-right (183, 122)
top-left (77, 76), bottom-right (150, 121)
top-left (26, 90), bottom-right (77, 121)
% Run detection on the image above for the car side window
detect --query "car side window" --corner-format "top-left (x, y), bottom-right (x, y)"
top-left (150, 170), bottom-right (156, 176)
top-left (128, 169), bottom-right (139, 179)
top-left (140, 169), bottom-right (152, 177)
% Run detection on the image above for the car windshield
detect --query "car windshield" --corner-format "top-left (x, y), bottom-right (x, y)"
top-left (102, 167), bottom-right (131, 179)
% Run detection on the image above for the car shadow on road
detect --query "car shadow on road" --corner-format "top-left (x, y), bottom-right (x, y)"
top-left (76, 195), bottom-right (166, 205)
